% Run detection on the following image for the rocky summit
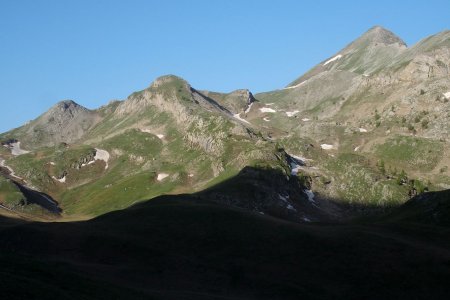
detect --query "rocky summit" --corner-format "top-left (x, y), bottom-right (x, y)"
top-left (1, 26), bottom-right (450, 300)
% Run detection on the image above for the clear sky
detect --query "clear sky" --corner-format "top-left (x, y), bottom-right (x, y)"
top-left (0, 0), bottom-right (449, 133)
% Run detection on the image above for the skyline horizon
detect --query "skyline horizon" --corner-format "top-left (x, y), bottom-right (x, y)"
top-left (1, 0), bottom-right (449, 133)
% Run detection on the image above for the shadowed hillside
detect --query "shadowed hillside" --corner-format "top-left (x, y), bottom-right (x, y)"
top-left (1, 169), bottom-right (450, 299)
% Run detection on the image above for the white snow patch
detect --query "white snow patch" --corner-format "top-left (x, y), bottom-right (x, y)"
top-left (244, 102), bottom-right (253, 114)
top-left (0, 159), bottom-right (23, 180)
top-left (81, 160), bottom-right (96, 167)
top-left (363, 74), bottom-right (370, 77)
top-left (291, 155), bottom-right (310, 162)
top-left (359, 128), bottom-right (368, 133)
top-left (304, 189), bottom-right (316, 203)
top-left (188, 173), bottom-right (194, 178)
top-left (6, 142), bottom-right (30, 156)
top-left (52, 176), bottom-right (66, 183)
top-left (288, 154), bottom-right (309, 175)
top-left (291, 165), bottom-right (301, 176)
top-left (94, 148), bottom-right (110, 169)
top-left (323, 54), bottom-right (342, 66)
top-left (320, 144), bottom-right (334, 150)
top-left (302, 118), bottom-right (311, 122)
top-left (287, 204), bottom-right (297, 211)
top-left (265, 103), bottom-right (274, 106)
top-left (157, 173), bottom-right (169, 181)
top-left (286, 110), bottom-right (300, 117)
top-left (263, 117), bottom-right (270, 122)
top-left (233, 113), bottom-right (251, 124)
top-left (141, 129), bottom-right (165, 140)
top-left (444, 92), bottom-right (450, 99)
top-left (278, 194), bottom-right (289, 202)
top-left (50, 162), bottom-right (56, 166)
top-left (259, 107), bottom-right (277, 113)
top-left (354, 146), bottom-right (361, 152)
top-left (302, 217), bottom-right (311, 222)
top-left (284, 80), bottom-right (308, 90)
top-left (279, 195), bottom-right (296, 211)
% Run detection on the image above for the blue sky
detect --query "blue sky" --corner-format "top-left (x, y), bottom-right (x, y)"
top-left (0, 0), bottom-right (449, 133)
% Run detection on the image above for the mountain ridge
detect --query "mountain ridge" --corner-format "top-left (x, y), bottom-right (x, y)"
top-left (0, 26), bottom-right (449, 223)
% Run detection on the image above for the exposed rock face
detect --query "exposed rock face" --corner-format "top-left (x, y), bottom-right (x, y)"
top-left (9, 100), bottom-right (100, 148)
top-left (200, 89), bottom-right (257, 115)
top-left (112, 75), bottom-right (250, 157)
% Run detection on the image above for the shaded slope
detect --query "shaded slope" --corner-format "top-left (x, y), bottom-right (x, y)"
top-left (1, 188), bottom-right (450, 299)
top-left (384, 189), bottom-right (450, 226)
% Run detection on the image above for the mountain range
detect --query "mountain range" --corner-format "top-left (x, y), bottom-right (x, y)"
top-left (1, 26), bottom-right (450, 299)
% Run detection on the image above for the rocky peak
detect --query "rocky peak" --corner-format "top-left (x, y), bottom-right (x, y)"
top-left (229, 89), bottom-right (257, 105)
top-left (149, 74), bottom-right (191, 91)
top-left (355, 26), bottom-right (406, 47)
top-left (49, 100), bottom-right (89, 115)
top-left (14, 99), bottom-right (99, 148)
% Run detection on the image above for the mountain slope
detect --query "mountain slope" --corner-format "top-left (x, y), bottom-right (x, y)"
top-left (1, 100), bottom-right (101, 149)
top-left (1, 26), bottom-right (450, 223)
top-left (1, 187), bottom-right (450, 299)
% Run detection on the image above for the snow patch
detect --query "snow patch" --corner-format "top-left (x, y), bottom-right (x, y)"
top-left (291, 165), bottom-right (301, 176)
top-left (141, 129), bottom-right (165, 140)
top-left (157, 173), bottom-right (169, 181)
top-left (287, 204), bottom-right (297, 211)
top-left (354, 146), bottom-right (361, 152)
top-left (323, 54), bottom-right (342, 66)
top-left (304, 189), bottom-right (315, 203)
top-left (291, 155), bottom-right (309, 162)
top-left (52, 176), bottom-right (66, 183)
top-left (259, 107), bottom-right (277, 113)
top-left (265, 103), bottom-right (274, 106)
top-left (287, 154), bottom-right (308, 176)
top-left (359, 128), bottom-right (368, 133)
top-left (320, 144), bottom-right (334, 150)
top-left (279, 194), bottom-right (296, 211)
top-left (5, 142), bottom-right (30, 156)
top-left (302, 217), bottom-right (311, 222)
top-left (284, 80), bottom-right (308, 90)
top-left (233, 113), bottom-right (251, 124)
top-left (0, 159), bottom-right (23, 180)
top-left (278, 194), bottom-right (289, 202)
top-left (94, 148), bottom-right (110, 169)
top-left (244, 102), bottom-right (253, 114)
top-left (50, 162), bottom-right (56, 166)
top-left (444, 92), bottom-right (450, 99)
top-left (286, 110), bottom-right (299, 117)
top-left (302, 118), bottom-right (311, 122)
top-left (188, 173), bottom-right (194, 178)
top-left (263, 117), bottom-right (270, 122)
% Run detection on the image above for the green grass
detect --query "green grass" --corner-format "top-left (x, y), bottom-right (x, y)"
top-left (325, 153), bottom-right (408, 205)
top-left (100, 129), bottom-right (163, 158)
top-left (0, 176), bottom-right (24, 206)
top-left (375, 135), bottom-right (444, 171)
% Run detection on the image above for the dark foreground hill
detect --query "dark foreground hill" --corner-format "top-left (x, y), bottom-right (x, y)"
top-left (1, 172), bottom-right (450, 300)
